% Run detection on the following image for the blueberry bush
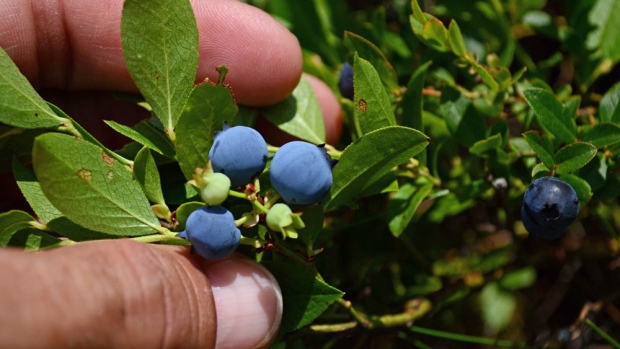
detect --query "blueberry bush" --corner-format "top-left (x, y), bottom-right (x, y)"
top-left (1, 0), bottom-right (620, 347)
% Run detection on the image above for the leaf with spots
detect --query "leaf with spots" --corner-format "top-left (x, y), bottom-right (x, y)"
top-left (121, 0), bottom-right (199, 139)
top-left (33, 133), bottom-right (161, 236)
top-left (325, 126), bottom-right (430, 209)
top-left (353, 52), bottom-right (396, 135)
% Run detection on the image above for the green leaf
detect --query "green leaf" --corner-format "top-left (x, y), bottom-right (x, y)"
top-left (32, 133), bottom-right (161, 236)
top-left (104, 119), bottom-right (175, 158)
top-left (523, 88), bottom-right (577, 144)
top-left (599, 81), bottom-right (620, 123)
top-left (469, 134), bottom-right (503, 157)
top-left (388, 182), bottom-right (433, 237)
top-left (343, 31), bottom-right (400, 94)
top-left (401, 61), bottom-right (432, 131)
top-left (479, 282), bottom-right (516, 332)
top-left (176, 74), bottom-right (237, 179)
top-left (410, 0), bottom-right (427, 36)
top-left (523, 130), bottom-right (555, 170)
top-left (12, 159), bottom-right (114, 241)
top-left (470, 61), bottom-right (499, 91)
top-left (121, 0), bottom-right (199, 136)
top-left (554, 142), bottom-right (597, 174)
top-left (422, 18), bottom-right (449, 52)
top-left (586, 0), bottom-right (620, 63)
top-left (353, 53), bottom-right (397, 135)
top-left (134, 146), bottom-right (165, 205)
top-left (260, 75), bottom-right (325, 144)
top-left (559, 173), bottom-right (592, 204)
top-left (440, 87), bottom-right (486, 147)
top-left (8, 228), bottom-right (62, 251)
top-left (0, 48), bottom-right (64, 129)
top-left (401, 61), bottom-right (432, 165)
top-left (325, 126), bottom-right (430, 209)
top-left (264, 261), bottom-right (344, 334)
top-left (581, 123), bottom-right (620, 148)
top-left (0, 210), bottom-right (35, 246)
top-left (48, 103), bottom-right (131, 166)
top-left (499, 267), bottom-right (537, 291)
top-left (448, 20), bottom-right (467, 57)
top-left (297, 205), bottom-right (325, 249)
top-left (13, 158), bottom-right (63, 223)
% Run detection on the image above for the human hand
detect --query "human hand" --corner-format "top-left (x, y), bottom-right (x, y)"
top-left (0, 0), bottom-right (342, 348)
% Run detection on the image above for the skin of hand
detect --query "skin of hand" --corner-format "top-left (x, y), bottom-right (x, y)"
top-left (0, 0), bottom-right (342, 348)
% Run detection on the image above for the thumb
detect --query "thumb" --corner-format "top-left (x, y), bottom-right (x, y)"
top-left (0, 240), bottom-right (282, 349)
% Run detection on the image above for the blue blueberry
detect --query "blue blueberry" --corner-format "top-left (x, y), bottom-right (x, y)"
top-left (181, 206), bottom-right (240, 260)
top-left (339, 62), bottom-right (354, 100)
top-left (270, 141), bottom-right (334, 205)
top-left (209, 124), bottom-right (268, 187)
top-left (521, 177), bottom-right (579, 239)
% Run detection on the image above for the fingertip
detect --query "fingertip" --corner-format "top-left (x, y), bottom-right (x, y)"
top-left (204, 258), bottom-right (282, 349)
top-left (194, 0), bottom-right (302, 107)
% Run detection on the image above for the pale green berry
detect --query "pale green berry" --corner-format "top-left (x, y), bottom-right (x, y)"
top-left (200, 173), bottom-right (231, 205)
top-left (266, 203), bottom-right (305, 239)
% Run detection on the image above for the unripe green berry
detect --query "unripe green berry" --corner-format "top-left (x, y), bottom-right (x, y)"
top-left (266, 203), bottom-right (305, 239)
top-left (200, 173), bottom-right (231, 205)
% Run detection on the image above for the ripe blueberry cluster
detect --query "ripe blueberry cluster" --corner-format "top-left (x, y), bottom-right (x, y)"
top-left (521, 176), bottom-right (579, 239)
top-left (180, 123), bottom-right (336, 260)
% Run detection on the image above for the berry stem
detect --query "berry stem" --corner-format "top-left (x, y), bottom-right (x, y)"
top-left (131, 231), bottom-right (184, 244)
top-left (267, 145), bottom-right (279, 154)
top-left (251, 199), bottom-right (270, 215)
top-left (228, 190), bottom-right (248, 200)
top-left (239, 236), bottom-right (265, 249)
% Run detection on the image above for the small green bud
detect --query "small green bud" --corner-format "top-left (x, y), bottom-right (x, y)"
top-left (266, 203), bottom-right (305, 239)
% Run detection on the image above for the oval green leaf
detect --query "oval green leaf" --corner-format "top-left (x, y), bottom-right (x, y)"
top-left (325, 126), bottom-right (430, 209)
top-left (422, 18), bottom-right (449, 52)
top-left (353, 53), bottom-right (397, 135)
top-left (121, 0), bottom-right (199, 136)
top-left (523, 88), bottom-right (576, 144)
top-left (260, 75), bottom-right (325, 144)
top-left (448, 20), bottom-right (467, 57)
top-left (388, 182), bottom-right (434, 237)
top-left (134, 146), bottom-right (166, 205)
top-left (554, 142), bottom-right (597, 174)
top-left (176, 77), bottom-right (237, 179)
top-left (581, 122), bottom-right (620, 148)
top-left (0, 48), bottom-right (64, 129)
top-left (33, 133), bottom-right (161, 236)
top-left (344, 31), bottom-right (400, 94)
top-left (523, 130), bottom-right (554, 170)
top-left (599, 81), bottom-right (620, 123)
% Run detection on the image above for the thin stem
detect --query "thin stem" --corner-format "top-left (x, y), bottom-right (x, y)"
top-left (265, 192), bottom-right (280, 209)
top-left (585, 319), bottom-right (620, 349)
top-left (234, 215), bottom-right (250, 227)
top-left (251, 199), bottom-right (270, 215)
top-left (267, 145), bottom-right (279, 154)
top-left (228, 190), bottom-right (248, 200)
top-left (131, 231), bottom-right (180, 244)
top-left (409, 326), bottom-right (526, 348)
top-left (239, 236), bottom-right (265, 249)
